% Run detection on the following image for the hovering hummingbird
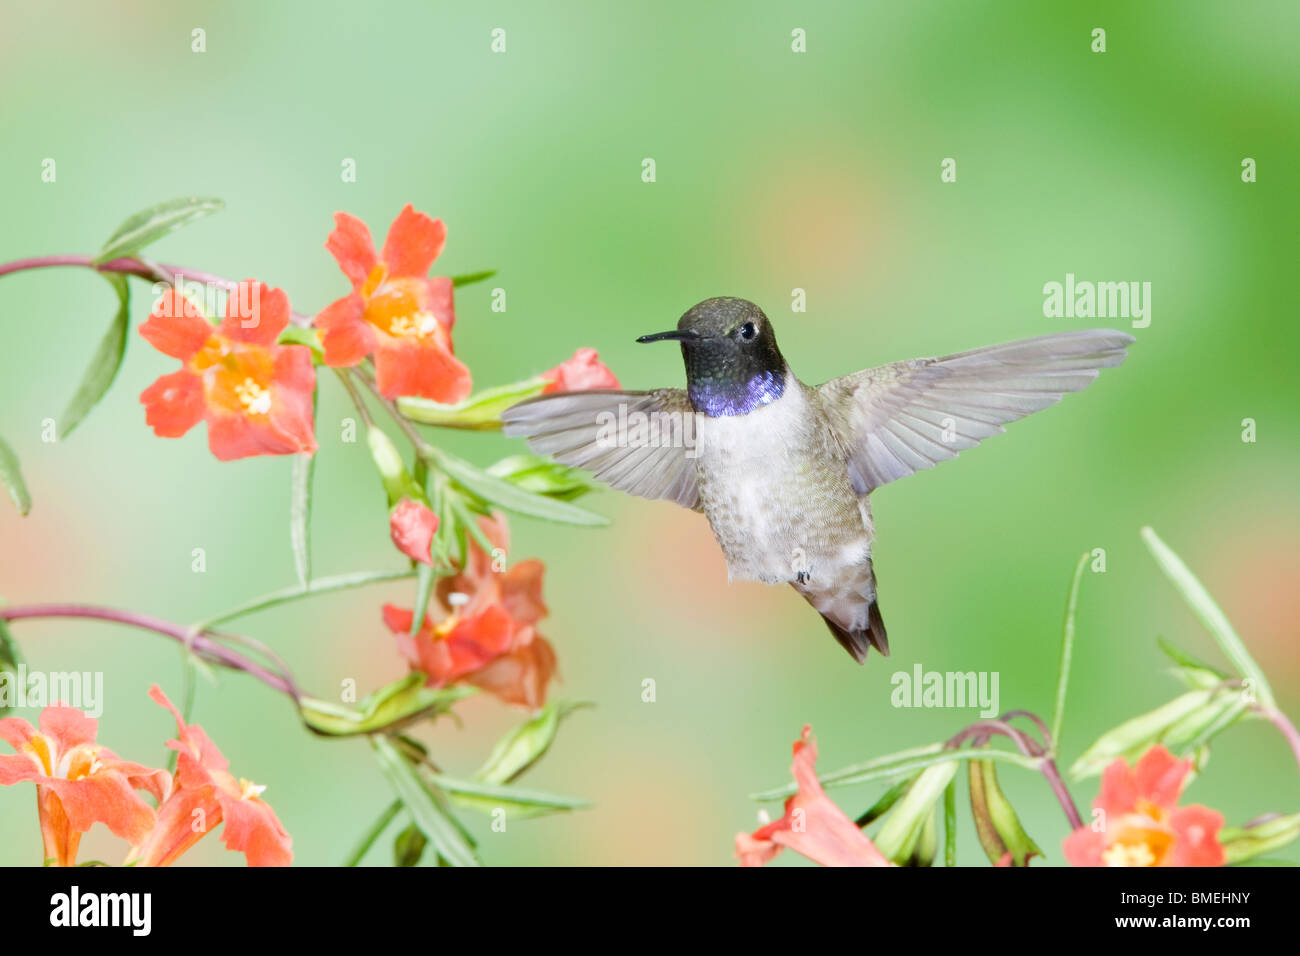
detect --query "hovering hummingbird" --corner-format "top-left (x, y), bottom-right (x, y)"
top-left (502, 298), bottom-right (1133, 664)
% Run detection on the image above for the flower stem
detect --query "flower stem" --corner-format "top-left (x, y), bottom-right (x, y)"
top-left (0, 253), bottom-right (313, 326)
top-left (0, 603), bottom-right (298, 700)
top-left (1262, 706), bottom-right (1300, 773)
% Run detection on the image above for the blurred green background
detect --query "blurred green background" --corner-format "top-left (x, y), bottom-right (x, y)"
top-left (1, 0), bottom-right (1297, 866)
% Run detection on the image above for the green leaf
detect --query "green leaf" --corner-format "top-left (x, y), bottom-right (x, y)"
top-left (0, 618), bottom-right (24, 717)
top-left (0, 435), bottom-right (31, 516)
top-left (486, 454), bottom-right (600, 501)
top-left (752, 744), bottom-right (1039, 802)
top-left (854, 777), bottom-right (912, 828)
top-left (92, 197), bottom-right (225, 264)
top-left (408, 562), bottom-right (437, 637)
top-left (943, 778), bottom-right (957, 867)
top-left (450, 270), bottom-right (497, 288)
top-left (289, 452), bottom-right (315, 590)
top-left (873, 762), bottom-right (958, 864)
top-left (343, 799), bottom-right (402, 866)
top-left (1069, 688), bottom-right (1251, 778)
top-left (397, 377), bottom-right (548, 430)
top-left (1158, 636), bottom-right (1228, 690)
top-left (59, 274), bottom-right (129, 439)
top-left (1142, 526), bottom-right (1275, 709)
top-left (299, 674), bottom-right (473, 737)
top-left (371, 736), bottom-right (480, 867)
top-left (429, 447), bottom-right (608, 527)
top-left (1220, 813), bottom-right (1300, 864)
top-left (476, 700), bottom-right (591, 785)
top-left (393, 822), bottom-right (428, 867)
top-left (437, 773), bottom-right (591, 819)
top-left (968, 759), bottom-right (1041, 866)
top-left (1051, 552), bottom-right (1088, 752)
top-left (192, 567), bottom-right (417, 630)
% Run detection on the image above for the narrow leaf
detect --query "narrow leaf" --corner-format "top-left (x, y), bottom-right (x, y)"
top-left (93, 197), bottom-right (224, 264)
top-left (0, 435), bottom-right (31, 515)
top-left (289, 452), bottom-right (315, 589)
top-left (0, 618), bottom-right (24, 717)
top-left (451, 270), bottom-right (497, 288)
top-left (476, 700), bottom-right (591, 785)
top-left (371, 736), bottom-right (479, 867)
top-left (397, 376), bottom-right (548, 430)
top-left (343, 799), bottom-right (402, 866)
top-left (430, 447), bottom-right (608, 527)
top-left (436, 773), bottom-right (591, 818)
top-left (1051, 552), bottom-right (1088, 751)
top-left (1142, 526), bottom-right (1275, 709)
top-left (60, 274), bottom-right (129, 438)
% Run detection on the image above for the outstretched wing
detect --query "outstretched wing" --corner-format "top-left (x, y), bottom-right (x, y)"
top-left (501, 388), bottom-right (701, 509)
top-left (818, 329), bottom-right (1134, 495)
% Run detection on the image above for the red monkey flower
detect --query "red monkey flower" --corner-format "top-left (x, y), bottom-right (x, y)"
top-left (316, 204), bottom-right (472, 402)
top-left (129, 685), bottom-right (292, 867)
top-left (0, 705), bottom-right (168, 866)
top-left (736, 725), bottom-right (894, 867)
top-left (1062, 744), bottom-right (1225, 867)
top-left (139, 280), bottom-right (317, 460)
top-left (542, 347), bottom-right (619, 393)
top-left (388, 513), bottom-right (556, 709)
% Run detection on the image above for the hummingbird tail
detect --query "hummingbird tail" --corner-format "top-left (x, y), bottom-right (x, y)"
top-left (793, 560), bottom-right (889, 664)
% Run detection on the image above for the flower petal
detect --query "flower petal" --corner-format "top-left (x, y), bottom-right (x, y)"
top-left (372, 334), bottom-right (472, 403)
top-left (500, 559), bottom-right (548, 626)
top-left (1062, 826), bottom-right (1106, 867)
top-left (220, 281), bottom-right (291, 347)
top-left (737, 726), bottom-right (892, 868)
top-left (268, 346), bottom-right (319, 455)
top-left (140, 291), bottom-right (213, 360)
top-left (1169, 805), bottom-right (1225, 866)
top-left (1133, 745), bottom-right (1191, 811)
top-left (1095, 755), bottom-right (1139, 819)
top-left (543, 347), bottom-right (620, 393)
top-left (382, 205), bottom-right (447, 279)
top-left (43, 772), bottom-right (158, 844)
top-left (38, 704), bottom-right (98, 752)
top-left (326, 212), bottom-right (379, 287)
top-left (141, 370), bottom-right (205, 439)
top-left (315, 294), bottom-right (373, 367)
top-left (467, 632), bottom-right (557, 709)
top-left (216, 791), bottom-right (293, 867)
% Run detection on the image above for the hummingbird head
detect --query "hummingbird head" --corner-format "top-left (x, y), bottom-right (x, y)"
top-left (637, 297), bottom-right (787, 416)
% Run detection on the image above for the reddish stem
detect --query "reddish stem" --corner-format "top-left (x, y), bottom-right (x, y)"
top-left (0, 254), bottom-right (312, 326)
top-left (0, 603), bottom-right (298, 700)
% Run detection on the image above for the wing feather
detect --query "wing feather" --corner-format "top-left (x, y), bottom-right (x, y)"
top-left (818, 329), bottom-right (1133, 494)
top-left (501, 389), bottom-right (701, 510)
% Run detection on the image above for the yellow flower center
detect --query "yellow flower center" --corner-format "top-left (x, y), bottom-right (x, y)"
top-left (239, 777), bottom-right (267, 800)
top-left (388, 311), bottom-right (441, 339)
top-left (234, 377), bottom-right (273, 415)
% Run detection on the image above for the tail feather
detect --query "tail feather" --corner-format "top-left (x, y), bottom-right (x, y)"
top-left (792, 559), bottom-right (888, 664)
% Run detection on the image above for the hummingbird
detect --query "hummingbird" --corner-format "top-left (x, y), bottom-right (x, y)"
top-left (502, 297), bottom-right (1133, 664)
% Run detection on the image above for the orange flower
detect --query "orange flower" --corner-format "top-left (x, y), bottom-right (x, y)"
top-left (315, 204), bottom-right (471, 402)
top-left (0, 705), bottom-right (168, 866)
top-left (542, 347), bottom-right (619, 393)
top-left (1063, 745), bottom-right (1224, 867)
top-left (129, 685), bottom-right (292, 867)
top-left (736, 726), bottom-right (893, 867)
top-left (139, 280), bottom-right (317, 460)
top-left (388, 513), bottom-right (556, 709)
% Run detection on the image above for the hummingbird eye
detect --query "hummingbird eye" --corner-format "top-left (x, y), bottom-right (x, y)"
top-left (738, 321), bottom-right (757, 341)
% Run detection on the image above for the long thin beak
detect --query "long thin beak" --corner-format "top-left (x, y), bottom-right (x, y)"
top-left (636, 329), bottom-right (700, 344)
